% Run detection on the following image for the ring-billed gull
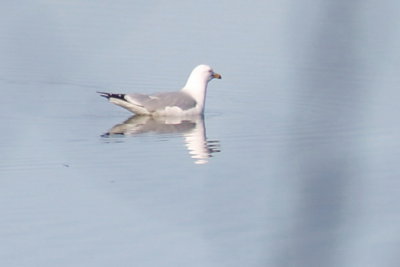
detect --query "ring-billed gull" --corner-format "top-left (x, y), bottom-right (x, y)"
top-left (98, 64), bottom-right (221, 116)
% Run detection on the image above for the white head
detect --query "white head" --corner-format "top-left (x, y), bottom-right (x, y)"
top-left (182, 65), bottom-right (221, 113)
top-left (183, 64), bottom-right (221, 91)
top-left (190, 64), bottom-right (222, 82)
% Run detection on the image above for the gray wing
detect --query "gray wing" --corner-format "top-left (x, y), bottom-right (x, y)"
top-left (126, 92), bottom-right (197, 112)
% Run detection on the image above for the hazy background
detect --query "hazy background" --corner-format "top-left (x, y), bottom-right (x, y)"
top-left (1, 1), bottom-right (400, 266)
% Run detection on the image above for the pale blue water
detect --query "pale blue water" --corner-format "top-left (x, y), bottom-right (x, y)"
top-left (1, 1), bottom-right (400, 266)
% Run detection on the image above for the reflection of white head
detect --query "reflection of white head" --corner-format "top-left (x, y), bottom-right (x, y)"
top-left (153, 115), bottom-right (217, 164)
top-left (182, 65), bottom-right (221, 114)
top-left (183, 116), bottom-right (210, 164)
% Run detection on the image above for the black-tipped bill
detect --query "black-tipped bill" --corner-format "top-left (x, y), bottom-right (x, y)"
top-left (213, 73), bottom-right (222, 79)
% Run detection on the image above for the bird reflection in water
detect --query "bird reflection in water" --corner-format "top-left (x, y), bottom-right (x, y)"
top-left (102, 115), bottom-right (220, 164)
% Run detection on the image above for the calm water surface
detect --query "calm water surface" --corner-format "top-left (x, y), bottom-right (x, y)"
top-left (1, 1), bottom-right (400, 266)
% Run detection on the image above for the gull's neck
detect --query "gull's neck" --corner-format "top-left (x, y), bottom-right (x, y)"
top-left (181, 75), bottom-right (208, 113)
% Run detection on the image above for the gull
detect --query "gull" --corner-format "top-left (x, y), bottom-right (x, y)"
top-left (98, 64), bottom-right (221, 116)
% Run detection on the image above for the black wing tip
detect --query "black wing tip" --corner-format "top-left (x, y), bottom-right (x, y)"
top-left (97, 92), bottom-right (110, 99)
top-left (97, 91), bottom-right (126, 100)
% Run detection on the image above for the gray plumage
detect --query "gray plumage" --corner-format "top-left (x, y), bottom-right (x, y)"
top-left (125, 92), bottom-right (197, 111)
